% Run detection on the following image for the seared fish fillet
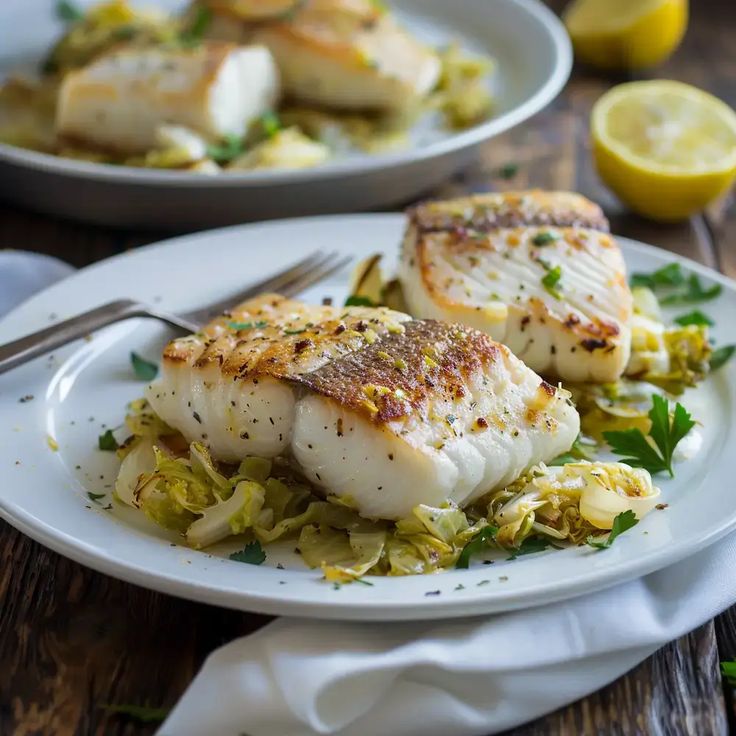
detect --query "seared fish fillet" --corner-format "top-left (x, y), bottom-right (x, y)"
top-left (399, 191), bottom-right (633, 383)
top-left (146, 294), bottom-right (579, 520)
top-left (203, 0), bottom-right (440, 111)
top-left (56, 42), bottom-right (279, 153)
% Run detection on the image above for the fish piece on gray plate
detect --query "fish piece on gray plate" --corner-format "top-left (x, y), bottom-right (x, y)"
top-left (146, 294), bottom-right (579, 520)
top-left (56, 41), bottom-right (279, 153)
top-left (202, 0), bottom-right (440, 111)
top-left (399, 190), bottom-right (633, 383)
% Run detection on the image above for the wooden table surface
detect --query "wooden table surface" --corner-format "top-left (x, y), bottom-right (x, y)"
top-left (1, 1), bottom-right (735, 733)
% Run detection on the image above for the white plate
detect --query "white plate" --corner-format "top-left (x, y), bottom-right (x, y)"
top-left (0, 0), bottom-right (571, 228)
top-left (1, 214), bottom-right (734, 621)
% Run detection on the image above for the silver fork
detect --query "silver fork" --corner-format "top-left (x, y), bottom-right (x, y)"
top-left (0, 250), bottom-right (351, 375)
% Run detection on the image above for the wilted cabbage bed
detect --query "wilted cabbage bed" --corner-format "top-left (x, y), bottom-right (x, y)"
top-left (113, 400), bottom-right (661, 582)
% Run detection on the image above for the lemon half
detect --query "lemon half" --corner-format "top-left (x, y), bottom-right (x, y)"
top-left (591, 80), bottom-right (736, 221)
top-left (564, 0), bottom-right (688, 70)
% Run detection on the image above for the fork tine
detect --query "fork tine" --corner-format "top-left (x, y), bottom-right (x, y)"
top-left (280, 253), bottom-right (352, 299)
top-left (182, 251), bottom-right (325, 324)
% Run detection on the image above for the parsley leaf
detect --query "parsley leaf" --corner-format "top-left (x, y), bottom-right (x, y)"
top-left (102, 704), bottom-right (169, 723)
top-left (344, 295), bottom-right (376, 307)
top-left (206, 134), bottom-right (245, 163)
top-left (259, 111), bottom-right (281, 138)
top-left (710, 345), bottom-right (735, 371)
top-left (56, 0), bottom-right (84, 22)
top-left (229, 540), bottom-right (266, 565)
top-left (630, 263), bottom-right (685, 289)
top-left (659, 274), bottom-right (721, 305)
top-left (456, 525), bottom-right (498, 569)
top-left (497, 162), bottom-right (519, 179)
top-left (541, 265), bottom-right (562, 299)
top-left (532, 231), bottom-right (559, 246)
top-left (130, 352), bottom-right (158, 381)
top-left (674, 310), bottom-right (714, 327)
top-left (98, 429), bottom-right (119, 451)
top-left (721, 659), bottom-right (736, 685)
top-left (507, 536), bottom-right (550, 560)
top-left (603, 394), bottom-right (695, 477)
top-left (586, 510), bottom-right (639, 549)
top-left (179, 6), bottom-right (212, 46)
top-left (87, 492), bottom-right (106, 503)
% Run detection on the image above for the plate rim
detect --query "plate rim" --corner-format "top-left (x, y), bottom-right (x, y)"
top-left (0, 0), bottom-right (572, 187)
top-left (1, 212), bottom-right (735, 621)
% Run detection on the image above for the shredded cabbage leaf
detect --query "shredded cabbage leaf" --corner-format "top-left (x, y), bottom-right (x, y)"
top-left (114, 399), bottom-right (661, 580)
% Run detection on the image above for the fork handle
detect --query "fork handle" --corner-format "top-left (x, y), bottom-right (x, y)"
top-left (0, 299), bottom-right (146, 376)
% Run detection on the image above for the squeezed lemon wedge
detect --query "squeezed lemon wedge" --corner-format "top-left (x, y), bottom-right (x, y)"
top-left (563, 0), bottom-right (688, 70)
top-left (591, 80), bottom-right (736, 221)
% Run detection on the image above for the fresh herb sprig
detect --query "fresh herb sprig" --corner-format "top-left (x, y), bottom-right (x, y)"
top-left (455, 526), bottom-right (498, 569)
top-left (603, 394), bottom-right (695, 477)
top-left (710, 345), bottom-right (736, 371)
top-left (179, 6), bottom-right (212, 46)
top-left (130, 352), bottom-right (158, 381)
top-left (674, 310), bottom-right (714, 327)
top-left (631, 263), bottom-right (721, 305)
top-left (206, 134), bottom-right (245, 164)
top-left (98, 429), bottom-right (119, 451)
top-left (344, 295), bottom-right (376, 307)
top-left (102, 703), bottom-right (169, 723)
top-left (541, 265), bottom-right (562, 299)
top-left (586, 510), bottom-right (639, 550)
top-left (56, 0), bottom-right (83, 22)
top-left (229, 540), bottom-right (266, 565)
top-left (507, 536), bottom-right (551, 560)
top-left (721, 659), bottom-right (736, 685)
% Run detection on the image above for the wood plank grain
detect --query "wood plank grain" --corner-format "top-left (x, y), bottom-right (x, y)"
top-left (503, 622), bottom-right (728, 736)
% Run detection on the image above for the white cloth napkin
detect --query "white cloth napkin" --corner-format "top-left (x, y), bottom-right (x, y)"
top-left (2, 250), bottom-right (732, 736)
top-left (0, 249), bottom-right (74, 314)
top-left (160, 535), bottom-right (736, 736)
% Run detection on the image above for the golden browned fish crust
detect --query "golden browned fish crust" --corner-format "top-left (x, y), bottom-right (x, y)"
top-left (162, 293), bottom-right (409, 379)
top-left (294, 319), bottom-right (513, 423)
top-left (408, 190), bottom-right (610, 235)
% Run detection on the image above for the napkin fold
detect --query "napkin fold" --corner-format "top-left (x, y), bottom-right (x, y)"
top-left (2, 250), bottom-right (731, 736)
top-left (161, 535), bottom-right (736, 736)
top-left (0, 250), bottom-right (74, 314)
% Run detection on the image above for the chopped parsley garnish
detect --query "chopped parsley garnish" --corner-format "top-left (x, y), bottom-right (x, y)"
top-left (497, 162), bottom-right (519, 179)
top-left (455, 525), bottom-right (498, 568)
top-left (541, 265), bottom-right (562, 299)
top-left (259, 111), bottom-right (281, 138)
top-left (229, 540), bottom-right (266, 565)
top-left (344, 295), bottom-right (376, 307)
top-left (721, 659), bottom-right (736, 685)
top-left (179, 5), bottom-right (212, 46)
top-left (283, 328), bottom-right (306, 335)
top-left (102, 704), bottom-right (169, 723)
top-left (87, 492), bottom-right (106, 503)
top-left (228, 320), bottom-right (268, 331)
top-left (631, 263), bottom-right (721, 305)
top-left (532, 231), bottom-right (559, 246)
top-left (98, 430), bottom-right (119, 451)
top-left (710, 345), bottom-right (736, 371)
top-left (56, 0), bottom-right (84, 22)
top-left (630, 263), bottom-right (684, 289)
top-left (674, 310), bottom-right (715, 327)
top-left (206, 134), bottom-right (245, 164)
top-left (586, 510), bottom-right (639, 550)
top-left (507, 536), bottom-right (550, 560)
top-left (603, 394), bottom-right (695, 477)
top-left (130, 352), bottom-right (158, 381)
